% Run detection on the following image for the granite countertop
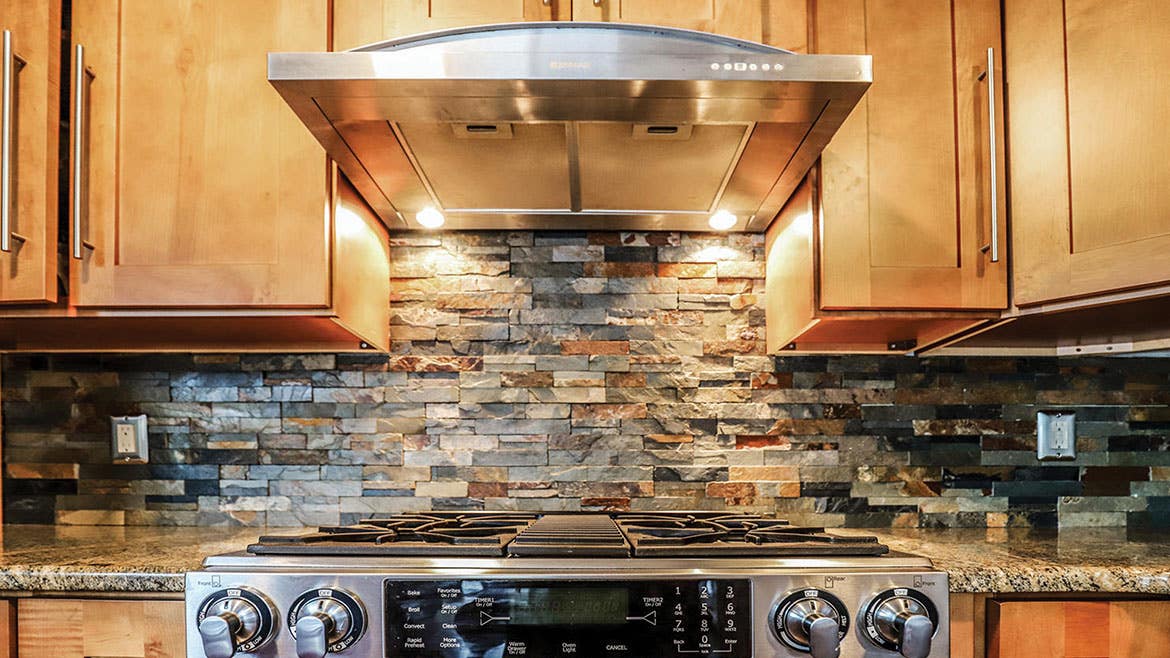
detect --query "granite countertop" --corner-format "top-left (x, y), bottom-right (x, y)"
top-left (868, 527), bottom-right (1170, 594)
top-left (0, 525), bottom-right (1168, 595)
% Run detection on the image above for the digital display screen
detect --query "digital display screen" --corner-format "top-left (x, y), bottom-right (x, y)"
top-left (509, 587), bottom-right (628, 625)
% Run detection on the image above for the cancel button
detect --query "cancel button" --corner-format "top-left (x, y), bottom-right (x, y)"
top-left (605, 644), bottom-right (631, 655)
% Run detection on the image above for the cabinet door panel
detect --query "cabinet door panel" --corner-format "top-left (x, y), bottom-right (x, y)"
top-left (572, 0), bottom-right (764, 42)
top-left (816, 0), bottom-right (1007, 311)
top-left (0, 0), bottom-right (58, 303)
top-left (1006, 0), bottom-right (1170, 305)
top-left (334, 0), bottom-right (567, 50)
top-left (989, 600), bottom-right (1170, 658)
top-left (17, 599), bottom-right (185, 658)
top-left (71, 0), bottom-right (331, 308)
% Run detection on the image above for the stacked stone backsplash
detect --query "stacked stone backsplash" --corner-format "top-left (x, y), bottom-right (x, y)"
top-left (3, 231), bottom-right (1170, 529)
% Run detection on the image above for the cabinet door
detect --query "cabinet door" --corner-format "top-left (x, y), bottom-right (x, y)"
top-left (70, 1), bottom-right (331, 308)
top-left (17, 599), bottom-right (185, 658)
top-left (572, 0), bottom-right (809, 46)
top-left (988, 600), bottom-right (1170, 658)
top-left (334, 0), bottom-right (569, 51)
top-left (815, 0), bottom-right (1007, 311)
top-left (0, 0), bottom-right (58, 303)
top-left (1006, 0), bottom-right (1170, 306)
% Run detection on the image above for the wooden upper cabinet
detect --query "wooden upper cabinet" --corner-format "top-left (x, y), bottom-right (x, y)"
top-left (334, 0), bottom-right (569, 50)
top-left (70, 0), bottom-right (332, 308)
top-left (0, 0), bottom-right (59, 304)
top-left (572, 0), bottom-right (808, 50)
top-left (988, 600), bottom-right (1170, 658)
top-left (1005, 0), bottom-right (1170, 307)
top-left (17, 599), bottom-right (185, 658)
top-left (815, 0), bottom-right (1007, 311)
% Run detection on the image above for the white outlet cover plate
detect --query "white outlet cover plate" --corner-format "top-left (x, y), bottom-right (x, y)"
top-left (1037, 410), bottom-right (1076, 460)
top-left (110, 414), bottom-right (149, 462)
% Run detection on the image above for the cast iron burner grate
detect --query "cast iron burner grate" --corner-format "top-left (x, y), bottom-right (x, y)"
top-left (248, 512), bottom-right (538, 556)
top-left (246, 511), bottom-right (889, 558)
top-left (614, 512), bottom-right (889, 557)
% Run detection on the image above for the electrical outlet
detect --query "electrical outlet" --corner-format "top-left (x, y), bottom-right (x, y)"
top-left (1037, 410), bottom-right (1076, 460)
top-left (111, 414), bottom-right (149, 463)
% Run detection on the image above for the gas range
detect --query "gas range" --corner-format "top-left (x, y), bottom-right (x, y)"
top-left (187, 512), bottom-right (949, 658)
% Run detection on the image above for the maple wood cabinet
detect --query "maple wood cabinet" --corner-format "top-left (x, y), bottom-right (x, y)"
top-left (927, 0), bottom-right (1170, 355)
top-left (0, 0), bottom-right (59, 305)
top-left (0, 0), bottom-right (390, 351)
top-left (1005, 0), bottom-right (1170, 308)
top-left (334, 0), bottom-right (567, 49)
top-left (335, 0), bottom-right (806, 51)
top-left (572, 0), bottom-right (808, 51)
top-left (765, 0), bottom-right (1007, 354)
top-left (16, 598), bottom-right (184, 658)
top-left (987, 599), bottom-right (1170, 658)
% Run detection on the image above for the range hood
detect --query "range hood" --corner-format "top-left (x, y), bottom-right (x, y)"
top-left (269, 22), bottom-right (871, 232)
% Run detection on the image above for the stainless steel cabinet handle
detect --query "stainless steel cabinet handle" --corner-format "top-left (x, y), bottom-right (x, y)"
top-left (71, 43), bottom-right (96, 260)
top-left (983, 46), bottom-right (1000, 263)
top-left (1, 29), bottom-right (13, 253)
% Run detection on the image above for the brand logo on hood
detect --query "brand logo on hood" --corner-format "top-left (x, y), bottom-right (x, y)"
top-left (549, 60), bottom-right (591, 70)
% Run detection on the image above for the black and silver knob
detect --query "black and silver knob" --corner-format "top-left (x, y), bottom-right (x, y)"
top-left (771, 589), bottom-right (849, 658)
top-left (196, 587), bottom-right (277, 658)
top-left (863, 588), bottom-right (938, 658)
top-left (289, 588), bottom-right (367, 658)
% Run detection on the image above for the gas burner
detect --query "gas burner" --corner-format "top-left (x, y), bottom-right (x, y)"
top-left (612, 512), bottom-right (889, 557)
top-left (248, 511), bottom-right (888, 559)
top-left (249, 512), bottom-right (540, 556)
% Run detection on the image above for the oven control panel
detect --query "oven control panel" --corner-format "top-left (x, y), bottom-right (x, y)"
top-left (384, 578), bottom-right (752, 658)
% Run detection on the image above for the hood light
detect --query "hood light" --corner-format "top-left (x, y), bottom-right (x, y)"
top-left (416, 206), bottom-right (445, 229)
top-left (708, 210), bottom-right (737, 231)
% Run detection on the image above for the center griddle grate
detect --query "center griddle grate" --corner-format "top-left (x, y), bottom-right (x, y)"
top-left (507, 513), bottom-right (630, 557)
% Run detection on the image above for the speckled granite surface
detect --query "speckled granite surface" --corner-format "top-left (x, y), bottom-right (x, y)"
top-left (0, 525), bottom-right (265, 593)
top-left (867, 527), bottom-right (1170, 594)
top-left (0, 525), bottom-right (1168, 594)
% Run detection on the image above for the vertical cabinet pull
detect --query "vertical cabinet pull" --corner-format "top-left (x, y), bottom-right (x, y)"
top-left (71, 43), bottom-right (96, 260)
top-left (982, 46), bottom-right (1000, 263)
top-left (1, 29), bottom-right (13, 253)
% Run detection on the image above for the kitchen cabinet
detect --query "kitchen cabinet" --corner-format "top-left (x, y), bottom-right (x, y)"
top-left (71, 0), bottom-right (329, 309)
top-left (572, 0), bottom-right (808, 52)
top-left (0, 0), bottom-right (390, 351)
top-left (1005, 0), bottom-right (1170, 308)
top-left (765, 0), bottom-right (1007, 353)
top-left (988, 599), bottom-right (1170, 657)
top-left (334, 0), bottom-right (570, 50)
top-left (0, 601), bottom-right (11, 658)
top-left (0, 0), bottom-right (59, 304)
top-left (17, 598), bottom-right (184, 658)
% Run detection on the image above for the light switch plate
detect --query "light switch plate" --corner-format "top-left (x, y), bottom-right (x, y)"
top-left (111, 414), bottom-right (149, 463)
top-left (1037, 410), bottom-right (1076, 460)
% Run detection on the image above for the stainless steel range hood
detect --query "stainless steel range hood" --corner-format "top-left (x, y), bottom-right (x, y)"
top-left (269, 22), bottom-right (871, 232)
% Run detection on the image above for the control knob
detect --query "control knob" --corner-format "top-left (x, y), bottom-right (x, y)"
top-left (863, 588), bottom-right (938, 658)
top-left (771, 589), bottom-right (848, 658)
top-left (196, 587), bottom-right (277, 658)
top-left (289, 588), bottom-right (367, 658)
